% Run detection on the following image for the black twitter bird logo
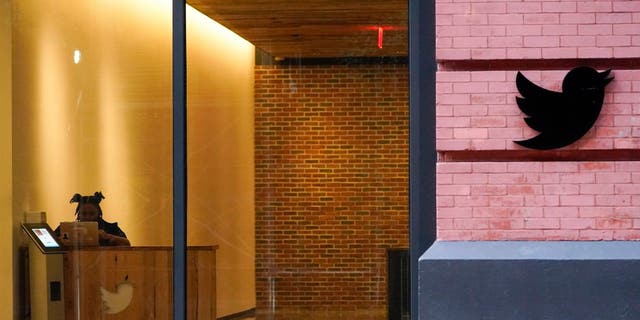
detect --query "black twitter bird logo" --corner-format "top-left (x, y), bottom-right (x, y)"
top-left (515, 66), bottom-right (614, 150)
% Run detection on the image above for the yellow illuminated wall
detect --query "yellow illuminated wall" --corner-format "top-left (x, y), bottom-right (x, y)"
top-left (186, 6), bottom-right (256, 316)
top-left (12, 0), bottom-right (174, 245)
top-left (1, 0), bottom-right (13, 316)
top-left (10, 0), bottom-right (255, 317)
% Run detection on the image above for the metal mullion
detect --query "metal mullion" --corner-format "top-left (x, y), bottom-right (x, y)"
top-left (172, 1), bottom-right (187, 319)
top-left (409, 0), bottom-right (437, 318)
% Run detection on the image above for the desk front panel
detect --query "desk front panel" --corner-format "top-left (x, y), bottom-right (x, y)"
top-left (63, 246), bottom-right (216, 320)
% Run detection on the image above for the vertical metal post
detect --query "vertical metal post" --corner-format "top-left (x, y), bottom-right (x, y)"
top-left (172, 1), bottom-right (187, 320)
top-left (409, 0), bottom-right (436, 318)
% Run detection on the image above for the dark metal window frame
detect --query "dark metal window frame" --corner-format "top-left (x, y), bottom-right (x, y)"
top-left (172, 1), bottom-right (187, 320)
top-left (171, 0), bottom-right (436, 318)
top-left (409, 0), bottom-right (436, 318)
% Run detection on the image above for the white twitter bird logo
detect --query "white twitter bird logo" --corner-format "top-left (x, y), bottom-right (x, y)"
top-left (100, 277), bottom-right (134, 314)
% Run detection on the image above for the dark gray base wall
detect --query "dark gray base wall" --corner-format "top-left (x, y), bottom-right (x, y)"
top-left (419, 241), bottom-right (640, 320)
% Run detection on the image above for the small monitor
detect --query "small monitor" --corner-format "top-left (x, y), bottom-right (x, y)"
top-left (22, 223), bottom-right (64, 254)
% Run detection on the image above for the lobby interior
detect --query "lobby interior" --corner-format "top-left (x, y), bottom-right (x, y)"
top-left (1, 0), bottom-right (410, 319)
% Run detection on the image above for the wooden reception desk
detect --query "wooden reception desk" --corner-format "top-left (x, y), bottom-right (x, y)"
top-left (62, 246), bottom-right (217, 320)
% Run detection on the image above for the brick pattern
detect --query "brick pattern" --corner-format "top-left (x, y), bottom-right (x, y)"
top-left (436, 69), bottom-right (640, 151)
top-left (436, 0), bottom-right (640, 241)
top-left (438, 161), bottom-right (640, 240)
top-left (437, 0), bottom-right (640, 60)
top-left (254, 65), bottom-right (409, 310)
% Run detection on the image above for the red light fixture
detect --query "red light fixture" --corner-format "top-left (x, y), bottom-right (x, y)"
top-left (359, 25), bottom-right (405, 49)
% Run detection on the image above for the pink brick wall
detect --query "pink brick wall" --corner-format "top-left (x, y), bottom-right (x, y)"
top-left (436, 0), bottom-right (640, 240)
top-left (438, 161), bottom-right (640, 240)
top-left (437, 0), bottom-right (640, 60)
top-left (437, 70), bottom-right (640, 151)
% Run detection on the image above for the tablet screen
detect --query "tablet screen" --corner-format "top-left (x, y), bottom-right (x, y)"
top-left (22, 223), bottom-right (64, 253)
top-left (32, 227), bottom-right (60, 248)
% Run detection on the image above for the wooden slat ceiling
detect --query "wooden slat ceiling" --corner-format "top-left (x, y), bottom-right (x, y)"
top-left (188, 0), bottom-right (408, 59)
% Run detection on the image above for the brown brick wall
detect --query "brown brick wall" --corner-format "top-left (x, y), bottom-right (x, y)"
top-left (254, 64), bottom-right (409, 311)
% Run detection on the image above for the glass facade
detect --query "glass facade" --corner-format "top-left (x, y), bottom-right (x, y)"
top-left (3, 1), bottom-right (412, 319)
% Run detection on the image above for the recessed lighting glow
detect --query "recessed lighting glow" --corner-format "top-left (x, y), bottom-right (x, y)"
top-left (73, 49), bottom-right (81, 64)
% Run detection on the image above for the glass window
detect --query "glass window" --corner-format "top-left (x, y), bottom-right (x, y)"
top-left (187, 2), bottom-right (409, 319)
top-left (6, 1), bottom-right (410, 318)
top-left (10, 1), bottom-right (176, 318)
